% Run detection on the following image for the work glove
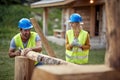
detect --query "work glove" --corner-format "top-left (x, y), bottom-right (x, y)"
top-left (71, 38), bottom-right (82, 47)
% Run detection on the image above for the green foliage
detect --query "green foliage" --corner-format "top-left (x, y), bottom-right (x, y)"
top-left (0, 5), bottom-right (34, 39)
top-left (0, 0), bottom-right (21, 5)
top-left (0, 5), bottom-right (61, 39)
top-left (0, 5), bottom-right (32, 27)
top-left (48, 8), bottom-right (62, 35)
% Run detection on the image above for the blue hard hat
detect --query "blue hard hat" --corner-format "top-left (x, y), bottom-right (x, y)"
top-left (18, 18), bottom-right (33, 29)
top-left (69, 13), bottom-right (83, 23)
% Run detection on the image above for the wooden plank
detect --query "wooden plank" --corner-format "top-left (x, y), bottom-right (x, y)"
top-left (105, 0), bottom-right (120, 70)
top-left (30, 18), bottom-right (56, 57)
top-left (32, 65), bottom-right (120, 80)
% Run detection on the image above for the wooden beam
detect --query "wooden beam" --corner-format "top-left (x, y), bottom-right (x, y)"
top-left (90, 6), bottom-right (95, 37)
top-left (43, 7), bottom-right (48, 36)
top-left (65, 8), bottom-right (73, 31)
top-left (73, 0), bottom-right (105, 7)
top-left (32, 65), bottom-right (120, 80)
top-left (105, 0), bottom-right (120, 70)
top-left (31, 0), bottom-right (75, 8)
top-left (30, 18), bottom-right (56, 57)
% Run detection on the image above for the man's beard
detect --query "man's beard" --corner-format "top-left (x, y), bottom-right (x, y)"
top-left (23, 33), bottom-right (30, 40)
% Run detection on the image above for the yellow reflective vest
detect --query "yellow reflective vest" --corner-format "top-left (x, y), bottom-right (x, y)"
top-left (14, 32), bottom-right (36, 49)
top-left (14, 32), bottom-right (38, 65)
top-left (66, 29), bottom-right (89, 64)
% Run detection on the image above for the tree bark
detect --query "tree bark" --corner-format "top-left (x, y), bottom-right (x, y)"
top-left (105, 0), bottom-right (120, 70)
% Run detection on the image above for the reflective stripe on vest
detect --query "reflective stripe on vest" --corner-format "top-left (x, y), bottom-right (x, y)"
top-left (14, 32), bottom-right (37, 49)
top-left (66, 29), bottom-right (89, 64)
top-left (66, 53), bottom-right (88, 60)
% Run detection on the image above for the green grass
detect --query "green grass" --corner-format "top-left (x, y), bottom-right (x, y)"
top-left (0, 52), bottom-right (14, 80)
top-left (89, 49), bottom-right (106, 64)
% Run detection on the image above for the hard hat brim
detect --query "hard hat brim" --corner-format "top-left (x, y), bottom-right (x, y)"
top-left (20, 25), bottom-right (33, 30)
top-left (68, 20), bottom-right (84, 24)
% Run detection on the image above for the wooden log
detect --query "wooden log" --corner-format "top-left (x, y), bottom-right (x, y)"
top-left (32, 65), bottom-right (120, 80)
top-left (14, 56), bottom-right (34, 80)
top-left (105, 0), bottom-right (120, 70)
top-left (30, 18), bottom-right (56, 57)
top-left (23, 51), bottom-right (75, 65)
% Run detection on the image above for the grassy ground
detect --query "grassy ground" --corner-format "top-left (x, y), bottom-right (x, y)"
top-left (0, 39), bottom-right (106, 80)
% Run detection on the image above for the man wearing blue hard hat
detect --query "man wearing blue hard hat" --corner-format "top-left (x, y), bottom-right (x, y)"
top-left (65, 13), bottom-right (91, 64)
top-left (8, 18), bottom-right (42, 66)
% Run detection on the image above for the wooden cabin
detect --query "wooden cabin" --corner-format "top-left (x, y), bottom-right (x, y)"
top-left (31, 0), bottom-right (106, 37)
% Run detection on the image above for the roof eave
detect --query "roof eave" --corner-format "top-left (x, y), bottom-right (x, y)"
top-left (31, 0), bottom-right (75, 8)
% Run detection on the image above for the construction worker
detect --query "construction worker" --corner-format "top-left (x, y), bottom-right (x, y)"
top-left (8, 18), bottom-right (42, 66)
top-left (65, 13), bottom-right (90, 64)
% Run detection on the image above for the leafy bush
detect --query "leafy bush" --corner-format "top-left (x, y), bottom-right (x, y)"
top-left (48, 8), bottom-right (62, 35)
top-left (0, 5), bottom-right (32, 26)
top-left (0, 0), bottom-right (21, 5)
top-left (0, 5), bottom-right (34, 39)
top-left (0, 5), bottom-right (62, 39)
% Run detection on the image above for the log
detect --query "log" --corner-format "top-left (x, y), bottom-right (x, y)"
top-left (14, 56), bottom-right (34, 80)
top-left (30, 18), bottom-right (56, 57)
top-left (24, 51), bottom-right (75, 65)
top-left (105, 0), bottom-right (120, 70)
top-left (15, 51), bottom-right (76, 80)
top-left (32, 65), bottom-right (120, 80)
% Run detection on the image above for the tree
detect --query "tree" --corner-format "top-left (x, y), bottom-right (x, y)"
top-left (0, 0), bottom-right (21, 5)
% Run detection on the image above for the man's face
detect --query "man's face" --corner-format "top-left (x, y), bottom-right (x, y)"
top-left (20, 29), bottom-right (31, 40)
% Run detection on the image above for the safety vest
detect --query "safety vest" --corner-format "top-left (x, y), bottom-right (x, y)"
top-left (14, 32), bottom-right (38, 65)
top-left (14, 31), bottom-right (36, 49)
top-left (66, 29), bottom-right (89, 64)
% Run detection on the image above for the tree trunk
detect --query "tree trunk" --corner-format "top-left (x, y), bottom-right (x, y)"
top-left (105, 0), bottom-right (120, 70)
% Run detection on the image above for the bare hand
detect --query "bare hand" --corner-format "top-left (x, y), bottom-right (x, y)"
top-left (22, 48), bottom-right (32, 56)
top-left (15, 50), bottom-right (21, 56)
